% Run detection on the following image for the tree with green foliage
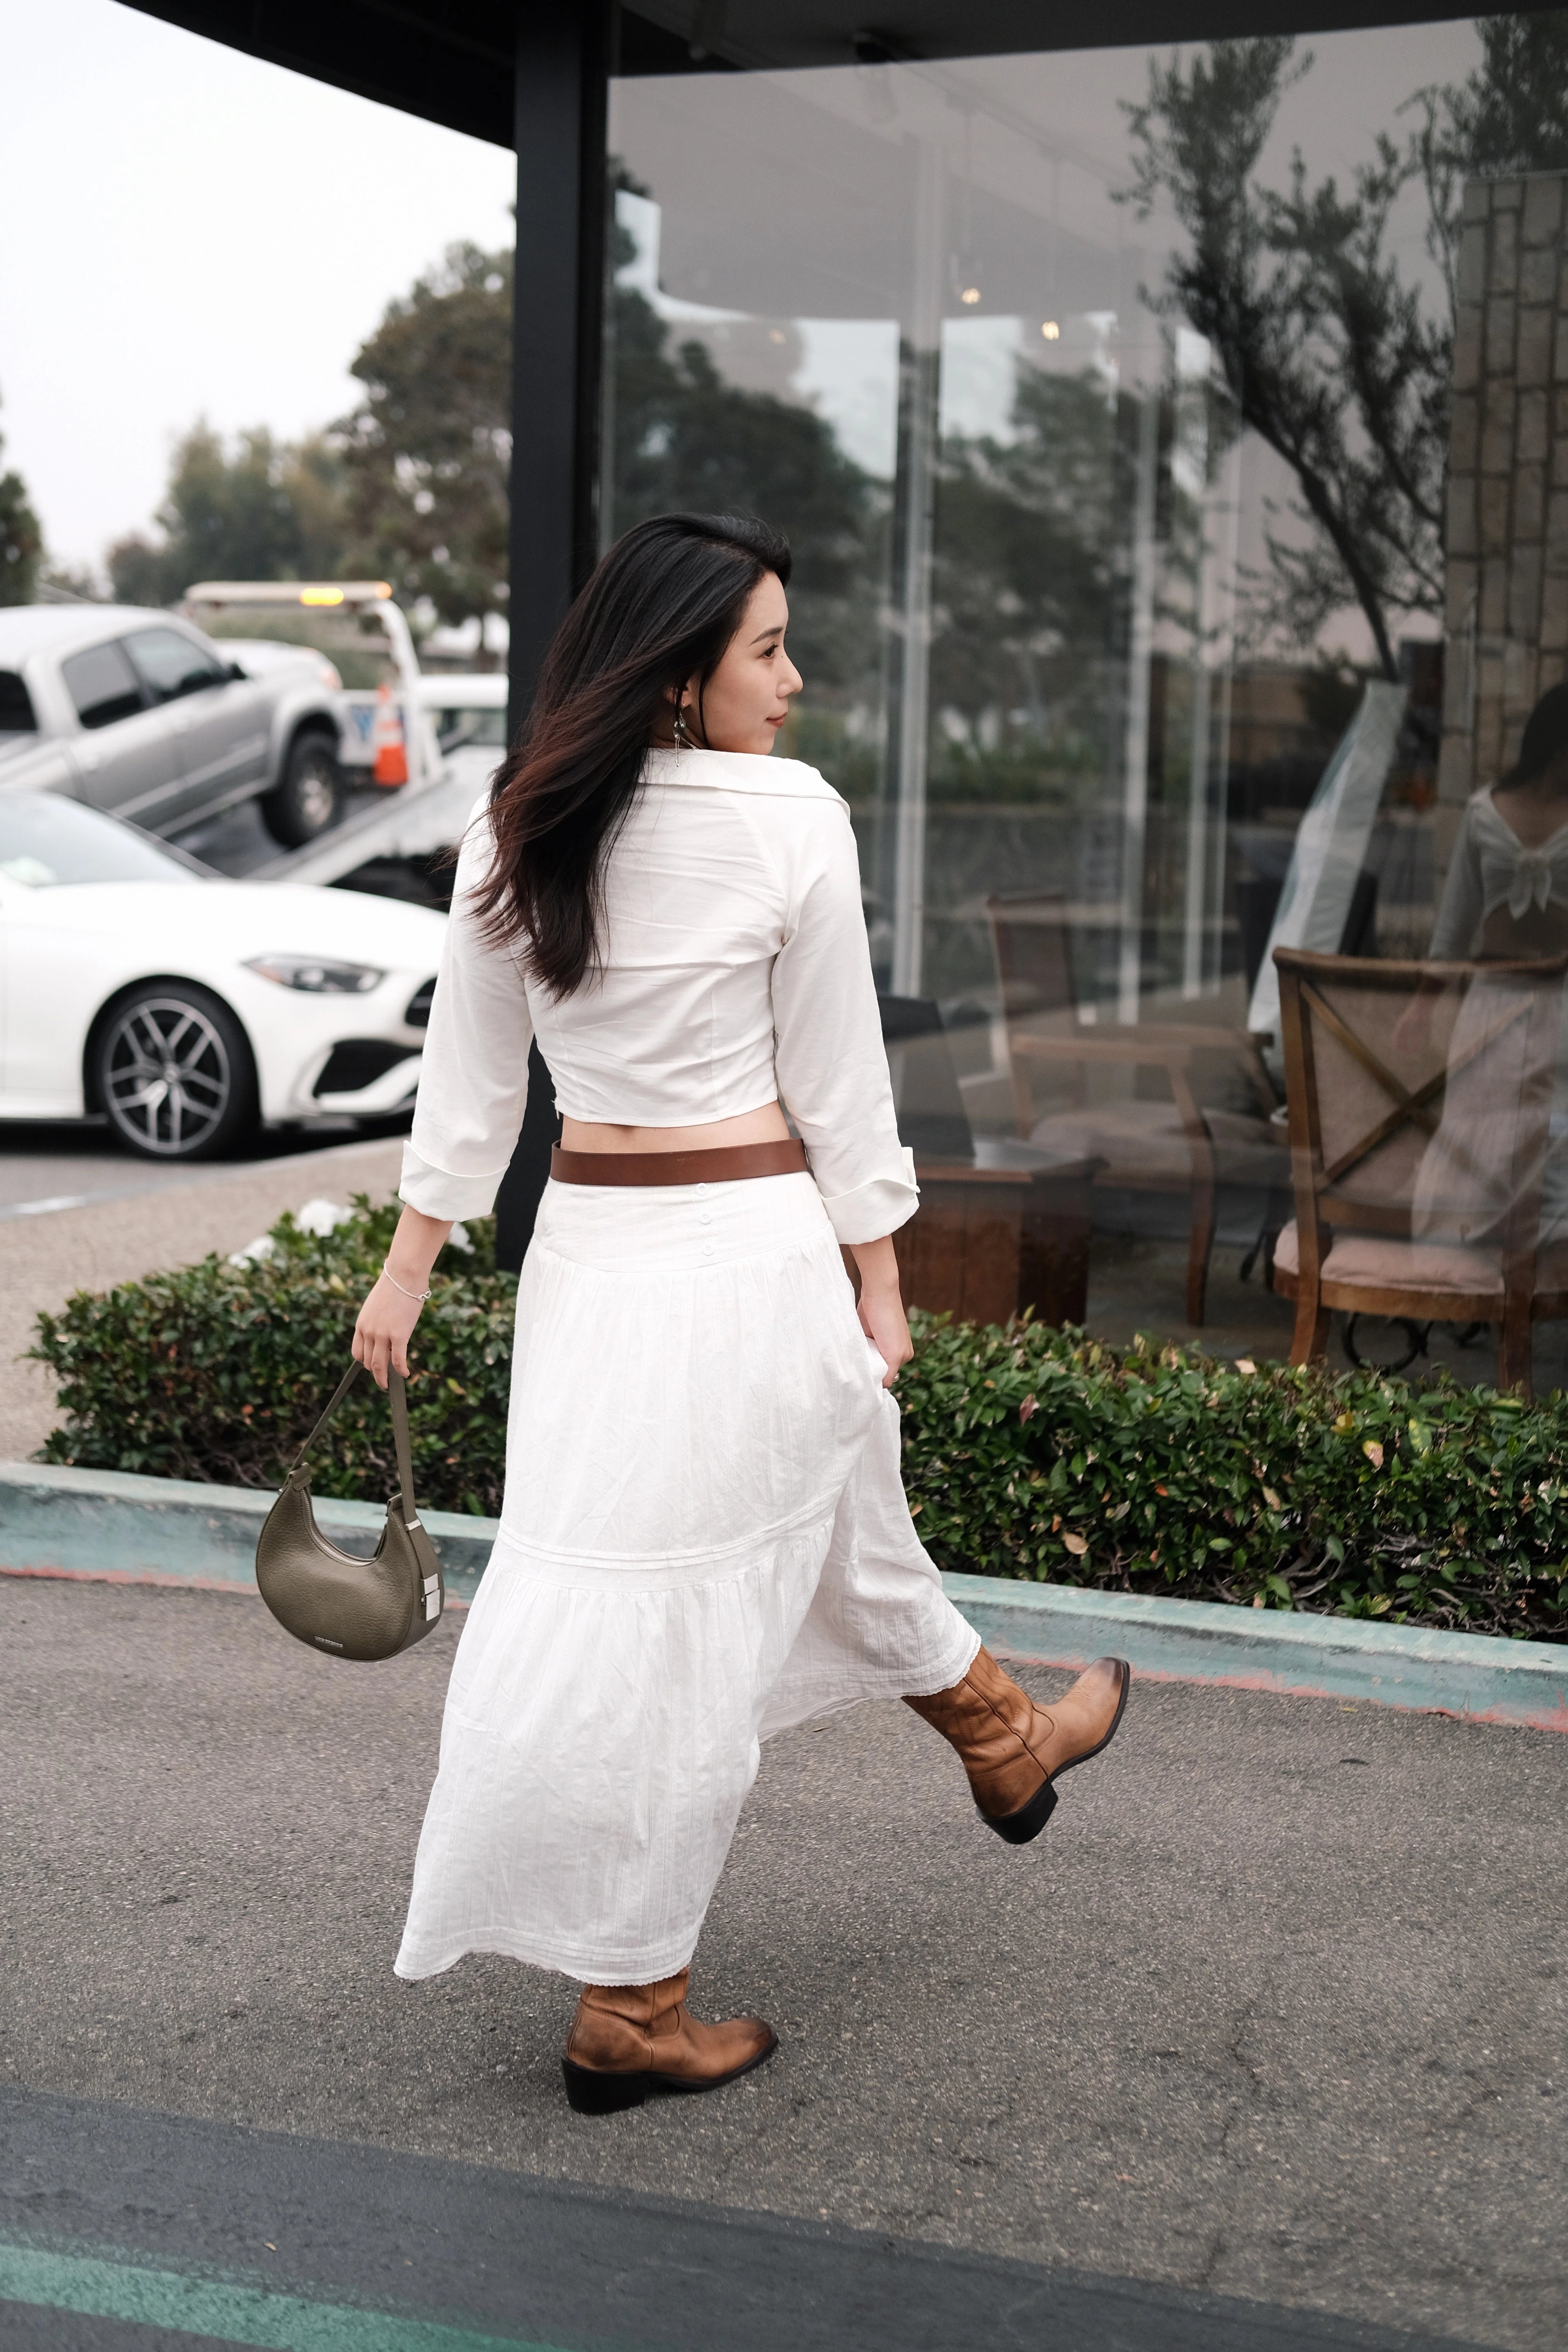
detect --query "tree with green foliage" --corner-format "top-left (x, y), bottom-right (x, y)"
top-left (929, 370), bottom-right (1133, 791)
top-left (107, 424), bottom-right (348, 607)
top-left (1121, 39), bottom-right (1442, 678)
top-left (607, 275), bottom-right (880, 696)
top-left (336, 242), bottom-right (513, 627)
top-left (1409, 10), bottom-right (1568, 306)
top-left (1120, 15), bottom-right (1568, 678)
top-left (0, 391), bottom-right (43, 606)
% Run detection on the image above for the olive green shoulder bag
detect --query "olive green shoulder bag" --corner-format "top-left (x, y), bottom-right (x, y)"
top-left (256, 1362), bottom-right (444, 1662)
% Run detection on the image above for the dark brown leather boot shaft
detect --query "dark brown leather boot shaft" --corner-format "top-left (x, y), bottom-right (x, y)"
top-left (906, 1648), bottom-right (1129, 1844)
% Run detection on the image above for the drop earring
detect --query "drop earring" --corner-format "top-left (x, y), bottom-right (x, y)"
top-left (672, 702), bottom-right (690, 750)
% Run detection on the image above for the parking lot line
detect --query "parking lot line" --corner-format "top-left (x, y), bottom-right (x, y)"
top-left (0, 1193), bottom-right (94, 1219)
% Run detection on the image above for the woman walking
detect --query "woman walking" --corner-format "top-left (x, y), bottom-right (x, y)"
top-left (353, 513), bottom-right (1129, 2115)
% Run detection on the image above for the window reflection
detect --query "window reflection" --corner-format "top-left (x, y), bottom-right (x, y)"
top-left (603, 20), bottom-right (1566, 1363)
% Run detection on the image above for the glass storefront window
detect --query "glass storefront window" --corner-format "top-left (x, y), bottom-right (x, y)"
top-left (601, 22), bottom-right (1568, 1370)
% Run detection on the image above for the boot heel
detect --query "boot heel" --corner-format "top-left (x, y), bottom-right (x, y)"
top-left (562, 2059), bottom-right (651, 2115)
top-left (981, 1775), bottom-right (1057, 1846)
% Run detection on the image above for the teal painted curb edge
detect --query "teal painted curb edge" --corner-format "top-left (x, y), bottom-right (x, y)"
top-left (0, 1459), bottom-right (495, 1600)
top-left (0, 2238), bottom-right (569, 2351)
top-left (4, 1461), bottom-right (1566, 1731)
top-left (947, 1572), bottom-right (1568, 1732)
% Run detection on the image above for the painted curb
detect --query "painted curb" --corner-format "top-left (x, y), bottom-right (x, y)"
top-left (3, 1462), bottom-right (1566, 1729)
top-left (0, 1461), bottom-right (495, 1600)
top-left (945, 1573), bottom-right (1568, 1732)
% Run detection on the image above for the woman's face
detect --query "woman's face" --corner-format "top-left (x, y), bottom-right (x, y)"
top-left (679, 572), bottom-right (802, 755)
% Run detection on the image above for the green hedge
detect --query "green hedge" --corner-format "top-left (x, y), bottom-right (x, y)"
top-left (29, 1197), bottom-right (1568, 1643)
top-left (896, 1318), bottom-right (1568, 1641)
top-left (31, 1199), bottom-right (516, 1521)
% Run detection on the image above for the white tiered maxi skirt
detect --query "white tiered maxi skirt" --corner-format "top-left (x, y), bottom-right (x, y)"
top-left (394, 1170), bottom-right (979, 1987)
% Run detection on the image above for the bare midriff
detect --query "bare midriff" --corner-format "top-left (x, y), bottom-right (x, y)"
top-left (559, 1100), bottom-right (792, 1155)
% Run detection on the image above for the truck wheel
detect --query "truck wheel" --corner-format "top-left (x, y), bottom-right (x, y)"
top-left (93, 983), bottom-right (258, 1160)
top-left (261, 729), bottom-right (344, 847)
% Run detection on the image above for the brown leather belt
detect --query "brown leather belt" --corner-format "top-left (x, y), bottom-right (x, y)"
top-left (549, 1138), bottom-right (809, 1187)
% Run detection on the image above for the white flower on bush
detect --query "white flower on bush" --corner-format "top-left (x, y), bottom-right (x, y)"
top-left (229, 1199), bottom-right (357, 1268)
top-left (228, 1234), bottom-right (277, 1267)
top-left (294, 1199), bottom-right (356, 1238)
top-left (447, 1222), bottom-right (474, 1254)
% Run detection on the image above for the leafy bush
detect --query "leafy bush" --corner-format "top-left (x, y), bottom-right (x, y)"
top-left (29, 1200), bottom-right (1568, 1641)
top-left (898, 1317), bottom-right (1568, 1642)
top-left (31, 1198), bottom-right (516, 1520)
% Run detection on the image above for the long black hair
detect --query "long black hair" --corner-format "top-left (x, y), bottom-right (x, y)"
top-left (1501, 682), bottom-right (1568, 791)
top-left (473, 511), bottom-right (792, 994)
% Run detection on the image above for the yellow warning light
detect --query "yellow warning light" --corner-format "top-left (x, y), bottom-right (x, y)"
top-left (1041, 320), bottom-right (1061, 341)
top-left (299, 587), bottom-right (345, 606)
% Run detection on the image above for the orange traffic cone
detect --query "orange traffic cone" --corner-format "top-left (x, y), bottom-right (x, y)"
top-left (371, 683), bottom-right (409, 786)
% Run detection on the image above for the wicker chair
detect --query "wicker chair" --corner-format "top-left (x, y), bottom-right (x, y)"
top-left (1270, 944), bottom-right (1568, 1395)
top-left (985, 890), bottom-right (1286, 1324)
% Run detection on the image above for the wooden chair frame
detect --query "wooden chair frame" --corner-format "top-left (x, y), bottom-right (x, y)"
top-left (1272, 945), bottom-right (1568, 1394)
top-left (985, 892), bottom-right (1281, 1325)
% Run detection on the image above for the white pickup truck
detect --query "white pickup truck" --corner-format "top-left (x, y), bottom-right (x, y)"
top-left (0, 600), bottom-right (349, 847)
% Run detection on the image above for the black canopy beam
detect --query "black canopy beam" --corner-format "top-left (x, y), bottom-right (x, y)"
top-left (122, 0), bottom-right (520, 145)
top-left (124, 1), bottom-right (1513, 143)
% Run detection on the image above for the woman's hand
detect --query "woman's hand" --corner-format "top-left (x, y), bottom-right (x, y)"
top-left (850, 1234), bottom-right (912, 1388)
top-left (352, 1206), bottom-right (452, 1388)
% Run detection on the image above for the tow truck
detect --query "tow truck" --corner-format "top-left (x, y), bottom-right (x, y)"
top-left (180, 579), bottom-right (483, 898)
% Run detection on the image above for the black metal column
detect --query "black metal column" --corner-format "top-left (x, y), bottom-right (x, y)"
top-left (497, 3), bottom-right (610, 1271)
top-left (507, 0), bottom-right (611, 730)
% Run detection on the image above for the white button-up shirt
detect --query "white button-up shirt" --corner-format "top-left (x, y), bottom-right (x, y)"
top-left (399, 746), bottom-right (918, 1245)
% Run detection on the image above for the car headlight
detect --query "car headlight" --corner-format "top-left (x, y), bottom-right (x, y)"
top-left (245, 955), bottom-right (384, 994)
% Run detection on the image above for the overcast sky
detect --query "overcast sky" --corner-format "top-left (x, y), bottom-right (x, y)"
top-left (1, 0), bottom-right (516, 572)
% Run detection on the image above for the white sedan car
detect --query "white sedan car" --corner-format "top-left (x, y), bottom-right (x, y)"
top-left (0, 792), bottom-right (447, 1160)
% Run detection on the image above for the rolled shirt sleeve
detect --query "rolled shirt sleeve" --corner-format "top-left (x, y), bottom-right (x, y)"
top-left (399, 801), bottom-right (534, 1220)
top-left (770, 798), bottom-right (919, 1245)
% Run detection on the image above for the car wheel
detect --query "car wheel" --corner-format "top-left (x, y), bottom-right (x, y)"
top-left (261, 729), bottom-right (344, 848)
top-left (93, 983), bottom-right (258, 1160)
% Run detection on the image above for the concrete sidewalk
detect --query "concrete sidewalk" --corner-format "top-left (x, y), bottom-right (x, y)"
top-left (0, 1136), bottom-right (404, 1461)
top-left (2, 1577), bottom-right (1563, 2349)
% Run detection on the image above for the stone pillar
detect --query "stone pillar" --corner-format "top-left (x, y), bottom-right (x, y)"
top-left (1440, 170), bottom-right (1568, 845)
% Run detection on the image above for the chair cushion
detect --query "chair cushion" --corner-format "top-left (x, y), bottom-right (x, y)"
top-left (1273, 1219), bottom-right (1503, 1298)
top-left (1031, 1104), bottom-right (1287, 1190)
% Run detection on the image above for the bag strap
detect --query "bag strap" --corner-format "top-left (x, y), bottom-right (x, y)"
top-left (288, 1360), bottom-right (421, 1523)
top-left (388, 1366), bottom-right (419, 1525)
top-left (289, 1360), bottom-right (362, 1468)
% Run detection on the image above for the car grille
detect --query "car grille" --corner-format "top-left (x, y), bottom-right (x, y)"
top-left (405, 978), bottom-right (436, 1028)
top-left (313, 1040), bottom-right (419, 1097)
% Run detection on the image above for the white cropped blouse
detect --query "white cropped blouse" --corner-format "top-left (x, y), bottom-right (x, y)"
top-left (1429, 789), bottom-right (1568, 957)
top-left (399, 746), bottom-right (918, 1246)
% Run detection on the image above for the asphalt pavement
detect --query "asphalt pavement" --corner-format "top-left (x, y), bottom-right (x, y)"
top-left (2, 1576), bottom-right (1563, 2350)
top-left (0, 1119), bottom-right (396, 1219)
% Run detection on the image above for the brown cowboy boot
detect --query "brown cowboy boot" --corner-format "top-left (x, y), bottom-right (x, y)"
top-left (562, 1967), bottom-right (777, 2115)
top-left (905, 1648), bottom-right (1129, 1845)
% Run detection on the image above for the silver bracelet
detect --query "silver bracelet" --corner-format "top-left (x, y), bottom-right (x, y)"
top-left (382, 1261), bottom-right (432, 1303)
